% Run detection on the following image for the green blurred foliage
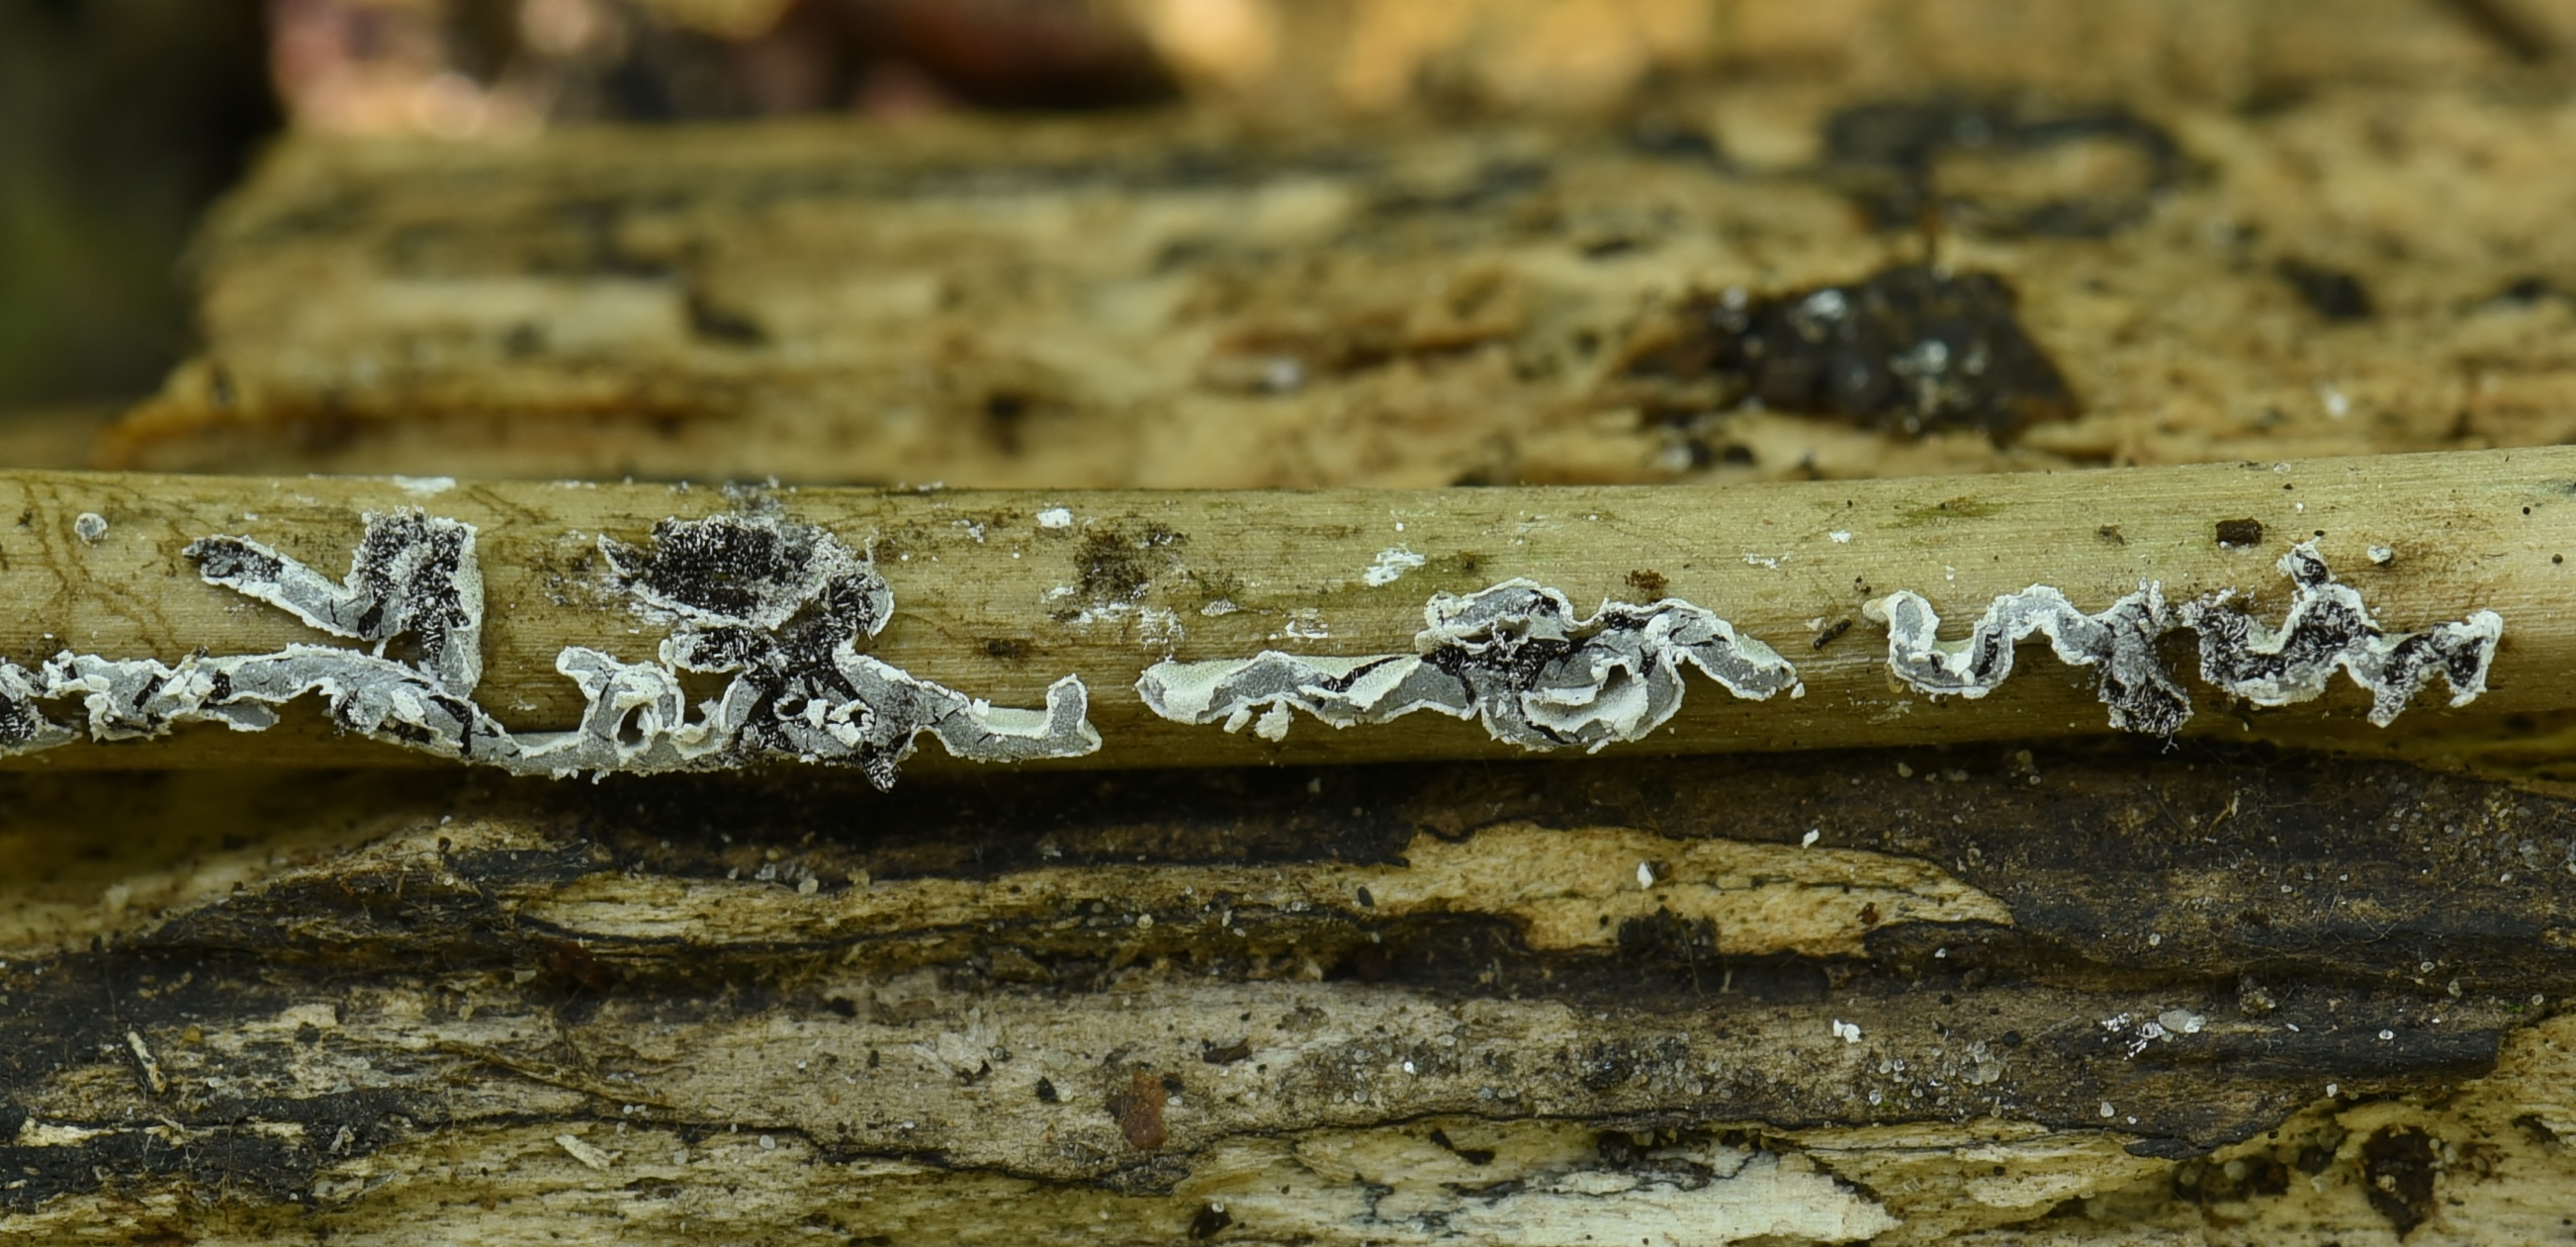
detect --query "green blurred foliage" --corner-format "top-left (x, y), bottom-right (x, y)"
top-left (0, 0), bottom-right (277, 412)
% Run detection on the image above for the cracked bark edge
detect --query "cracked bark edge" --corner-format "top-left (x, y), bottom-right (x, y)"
top-left (1134, 578), bottom-right (1804, 753)
top-left (0, 510), bottom-right (1100, 787)
top-left (1865, 542), bottom-right (2503, 734)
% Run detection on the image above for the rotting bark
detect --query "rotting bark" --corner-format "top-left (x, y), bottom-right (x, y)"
top-left (93, 79), bottom-right (2576, 491)
top-left (0, 451), bottom-right (2570, 780)
top-left (5, 741), bottom-right (2575, 1242)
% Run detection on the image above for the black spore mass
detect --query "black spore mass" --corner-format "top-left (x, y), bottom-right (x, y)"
top-left (1625, 264), bottom-right (2078, 440)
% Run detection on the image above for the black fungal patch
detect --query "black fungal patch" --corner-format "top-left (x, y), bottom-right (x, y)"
top-left (2277, 260), bottom-right (2375, 321)
top-left (0, 646), bottom-right (64, 751)
top-left (606, 513), bottom-right (873, 633)
top-left (1821, 96), bottom-right (2185, 237)
top-left (1624, 265), bottom-right (2078, 441)
top-left (603, 514), bottom-right (914, 787)
top-left (1070, 523), bottom-right (1188, 609)
top-left (2214, 518), bottom-right (2265, 548)
top-left (2191, 548), bottom-right (2499, 726)
top-left (1428, 1127), bottom-right (1497, 1165)
top-left (2361, 1125), bottom-right (2440, 1235)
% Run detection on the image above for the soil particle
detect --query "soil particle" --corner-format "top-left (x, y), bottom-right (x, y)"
top-left (2215, 517), bottom-right (2265, 547)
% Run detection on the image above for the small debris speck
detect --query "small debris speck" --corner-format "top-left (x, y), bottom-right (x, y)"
top-left (556, 1134), bottom-right (614, 1170)
top-left (1831, 1019), bottom-right (1862, 1043)
top-left (73, 512), bottom-right (107, 543)
top-left (2215, 518), bottom-right (2265, 548)
top-left (1036, 507), bottom-right (1074, 529)
top-left (2368, 544), bottom-right (2396, 565)
top-left (1363, 546), bottom-right (1426, 586)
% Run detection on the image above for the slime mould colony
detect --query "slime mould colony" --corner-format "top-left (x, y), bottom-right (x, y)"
top-left (0, 509), bottom-right (1098, 788)
top-left (1148, 545), bottom-right (2503, 747)
top-left (1867, 543), bottom-right (2504, 735)
top-left (1136, 579), bottom-right (1807, 753)
top-left (0, 512), bottom-right (2513, 776)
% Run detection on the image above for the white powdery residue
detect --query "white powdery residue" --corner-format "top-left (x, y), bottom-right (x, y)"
top-left (1362, 546), bottom-right (1426, 587)
top-left (1280, 610), bottom-right (1330, 640)
top-left (1136, 579), bottom-right (1801, 753)
top-left (1035, 507), bottom-right (1075, 529)
top-left (1059, 601), bottom-right (1136, 630)
top-left (1137, 607), bottom-right (1186, 656)
top-left (954, 519), bottom-right (988, 543)
top-left (1829, 531), bottom-right (1853, 544)
top-left (394, 476), bottom-right (457, 496)
top-left (1199, 598), bottom-right (1239, 617)
top-left (1831, 1020), bottom-right (1862, 1044)
top-left (1743, 553), bottom-right (1789, 570)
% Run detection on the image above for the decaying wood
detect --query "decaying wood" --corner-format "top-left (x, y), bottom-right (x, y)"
top-left (18, 7), bottom-right (2576, 1240)
top-left (5, 744), bottom-right (2574, 1242)
top-left (96, 81), bottom-right (2576, 490)
top-left (0, 451), bottom-right (2567, 779)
